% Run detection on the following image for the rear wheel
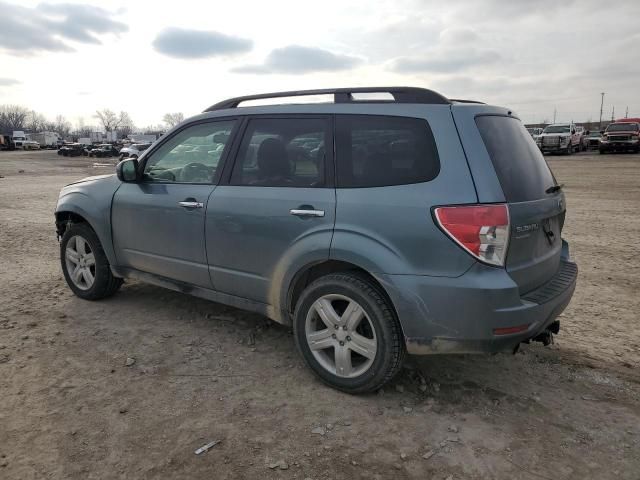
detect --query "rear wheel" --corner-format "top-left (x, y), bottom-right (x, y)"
top-left (294, 273), bottom-right (405, 394)
top-left (60, 223), bottom-right (123, 300)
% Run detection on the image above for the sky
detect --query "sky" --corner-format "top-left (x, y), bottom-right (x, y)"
top-left (1, 0), bottom-right (639, 129)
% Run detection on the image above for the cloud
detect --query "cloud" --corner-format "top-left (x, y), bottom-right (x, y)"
top-left (0, 78), bottom-right (21, 86)
top-left (152, 28), bottom-right (252, 59)
top-left (389, 47), bottom-right (502, 73)
top-left (0, 1), bottom-right (127, 55)
top-left (439, 27), bottom-right (479, 45)
top-left (233, 45), bottom-right (362, 74)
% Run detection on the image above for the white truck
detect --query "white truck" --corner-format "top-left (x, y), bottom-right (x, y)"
top-left (27, 132), bottom-right (59, 149)
top-left (12, 131), bottom-right (27, 149)
top-left (536, 123), bottom-right (582, 155)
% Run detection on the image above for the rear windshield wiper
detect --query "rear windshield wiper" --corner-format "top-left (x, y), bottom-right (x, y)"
top-left (546, 184), bottom-right (564, 194)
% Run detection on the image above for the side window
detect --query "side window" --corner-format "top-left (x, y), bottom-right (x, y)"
top-left (143, 120), bottom-right (235, 183)
top-left (230, 118), bottom-right (329, 187)
top-left (335, 115), bottom-right (440, 187)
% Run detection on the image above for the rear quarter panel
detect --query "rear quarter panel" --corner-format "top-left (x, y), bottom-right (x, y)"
top-left (331, 104), bottom-right (478, 277)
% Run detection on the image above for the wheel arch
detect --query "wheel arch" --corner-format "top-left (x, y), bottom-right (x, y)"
top-left (285, 260), bottom-right (404, 336)
top-left (55, 202), bottom-right (118, 266)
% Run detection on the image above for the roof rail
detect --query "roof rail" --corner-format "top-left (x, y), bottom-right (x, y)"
top-left (450, 98), bottom-right (486, 104)
top-left (204, 87), bottom-right (451, 111)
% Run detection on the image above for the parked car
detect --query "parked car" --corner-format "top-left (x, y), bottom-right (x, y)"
top-left (55, 87), bottom-right (578, 393)
top-left (82, 145), bottom-right (101, 156)
top-left (526, 127), bottom-right (544, 142)
top-left (118, 143), bottom-right (151, 160)
top-left (574, 126), bottom-right (587, 151)
top-left (89, 144), bottom-right (120, 158)
top-left (585, 131), bottom-right (602, 150)
top-left (537, 123), bottom-right (581, 154)
top-left (0, 134), bottom-right (16, 150)
top-left (58, 143), bottom-right (84, 157)
top-left (22, 140), bottom-right (41, 150)
top-left (599, 122), bottom-right (640, 154)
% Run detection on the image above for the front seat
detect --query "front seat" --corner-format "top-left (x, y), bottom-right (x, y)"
top-left (255, 137), bottom-right (290, 185)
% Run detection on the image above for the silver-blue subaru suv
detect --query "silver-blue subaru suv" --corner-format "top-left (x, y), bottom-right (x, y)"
top-left (56, 87), bottom-right (578, 393)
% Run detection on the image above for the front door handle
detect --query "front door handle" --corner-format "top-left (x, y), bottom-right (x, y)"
top-left (179, 201), bottom-right (204, 209)
top-left (290, 209), bottom-right (325, 217)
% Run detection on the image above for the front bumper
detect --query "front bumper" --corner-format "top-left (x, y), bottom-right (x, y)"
top-left (600, 141), bottom-right (639, 151)
top-left (380, 241), bottom-right (578, 355)
top-left (539, 143), bottom-right (570, 153)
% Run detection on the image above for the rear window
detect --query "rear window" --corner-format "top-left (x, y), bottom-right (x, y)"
top-left (476, 115), bottom-right (556, 202)
top-left (335, 115), bottom-right (440, 187)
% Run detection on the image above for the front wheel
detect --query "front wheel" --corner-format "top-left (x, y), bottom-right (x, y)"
top-left (60, 223), bottom-right (123, 300)
top-left (294, 273), bottom-right (405, 394)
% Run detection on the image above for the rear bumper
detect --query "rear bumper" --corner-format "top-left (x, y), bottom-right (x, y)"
top-left (380, 241), bottom-right (578, 355)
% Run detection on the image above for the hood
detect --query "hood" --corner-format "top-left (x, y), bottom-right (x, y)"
top-left (605, 129), bottom-right (638, 135)
top-left (64, 173), bottom-right (114, 187)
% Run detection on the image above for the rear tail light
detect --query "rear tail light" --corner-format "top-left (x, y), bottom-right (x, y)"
top-left (434, 204), bottom-right (510, 267)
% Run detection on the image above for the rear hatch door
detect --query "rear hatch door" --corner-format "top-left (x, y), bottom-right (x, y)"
top-left (453, 107), bottom-right (565, 295)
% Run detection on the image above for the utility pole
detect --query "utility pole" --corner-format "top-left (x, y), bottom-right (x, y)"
top-left (611, 105), bottom-right (615, 122)
top-left (553, 107), bottom-right (557, 123)
top-left (599, 92), bottom-right (605, 130)
top-left (625, 106), bottom-right (629, 118)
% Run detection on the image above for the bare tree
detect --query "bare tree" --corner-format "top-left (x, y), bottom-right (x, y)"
top-left (0, 104), bottom-right (30, 132)
top-left (26, 110), bottom-right (47, 132)
top-left (142, 124), bottom-right (165, 136)
top-left (162, 112), bottom-right (184, 128)
top-left (54, 115), bottom-right (71, 138)
top-left (118, 111), bottom-right (135, 138)
top-left (95, 109), bottom-right (135, 139)
top-left (95, 109), bottom-right (120, 132)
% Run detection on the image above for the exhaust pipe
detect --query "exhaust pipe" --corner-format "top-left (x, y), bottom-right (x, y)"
top-left (515, 321), bottom-right (560, 352)
top-left (532, 320), bottom-right (560, 346)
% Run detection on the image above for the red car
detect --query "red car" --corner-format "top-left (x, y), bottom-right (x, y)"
top-left (600, 120), bottom-right (640, 154)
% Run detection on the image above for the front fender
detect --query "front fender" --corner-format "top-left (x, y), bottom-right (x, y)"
top-left (55, 176), bottom-right (121, 265)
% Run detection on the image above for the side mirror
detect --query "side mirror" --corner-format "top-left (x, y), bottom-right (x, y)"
top-left (116, 158), bottom-right (139, 182)
top-left (571, 129), bottom-right (576, 134)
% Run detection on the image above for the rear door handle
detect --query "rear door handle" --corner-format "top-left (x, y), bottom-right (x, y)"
top-left (179, 201), bottom-right (204, 209)
top-left (290, 209), bottom-right (325, 217)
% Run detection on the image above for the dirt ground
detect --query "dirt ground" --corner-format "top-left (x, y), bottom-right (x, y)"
top-left (0, 149), bottom-right (638, 480)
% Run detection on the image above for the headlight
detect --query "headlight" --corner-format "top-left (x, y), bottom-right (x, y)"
top-left (560, 136), bottom-right (569, 143)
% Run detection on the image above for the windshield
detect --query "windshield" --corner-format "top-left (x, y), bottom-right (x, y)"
top-left (607, 123), bottom-right (639, 132)
top-left (544, 125), bottom-right (570, 134)
top-left (588, 132), bottom-right (602, 137)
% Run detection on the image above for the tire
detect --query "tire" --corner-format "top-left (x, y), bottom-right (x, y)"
top-left (293, 272), bottom-right (405, 394)
top-left (599, 149), bottom-right (605, 155)
top-left (566, 143), bottom-right (573, 155)
top-left (60, 223), bottom-right (123, 300)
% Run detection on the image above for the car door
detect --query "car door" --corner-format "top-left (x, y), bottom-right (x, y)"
top-left (206, 116), bottom-right (335, 304)
top-left (111, 118), bottom-right (238, 288)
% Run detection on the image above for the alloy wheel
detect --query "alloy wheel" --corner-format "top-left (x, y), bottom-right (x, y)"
top-left (65, 235), bottom-right (96, 290)
top-left (305, 294), bottom-right (377, 378)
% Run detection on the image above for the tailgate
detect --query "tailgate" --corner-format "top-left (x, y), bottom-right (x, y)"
top-left (507, 196), bottom-right (565, 293)
top-left (470, 112), bottom-right (565, 294)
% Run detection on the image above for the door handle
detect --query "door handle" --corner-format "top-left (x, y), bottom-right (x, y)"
top-left (179, 201), bottom-right (204, 209)
top-left (290, 209), bottom-right (325, 217)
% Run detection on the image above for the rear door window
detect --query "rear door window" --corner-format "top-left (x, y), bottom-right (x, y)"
top-left (230, 117), bottom-right (330, 187)
top-left (335, 115), bottom-right (440, 187)
top-left (476, 115), bottom-right (556, 202)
